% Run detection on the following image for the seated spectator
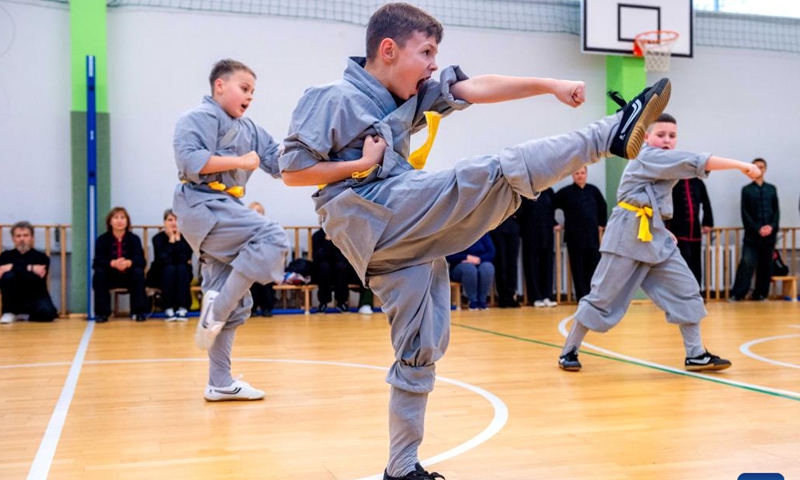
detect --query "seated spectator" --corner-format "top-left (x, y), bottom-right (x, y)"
top-left (446, 233), bottom-right (496, 310)
top-left (0, 221), bottom-right (58, 323)
top-left (147, 209), bottom-right (193, 322)
top-left (248, 202), bottom-right (277, 317)
top-left (92, 207), bottom-right (147, 323)
top-left (312, 227), bottom-right (372, 313)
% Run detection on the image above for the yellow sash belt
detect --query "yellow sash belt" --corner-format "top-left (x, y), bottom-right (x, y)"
top-left (407, 111), bottom-right (443, 170)
top-left (207, 181), bottom-right (244, 198)
top-left (618, 201), bottom-right (653, 242)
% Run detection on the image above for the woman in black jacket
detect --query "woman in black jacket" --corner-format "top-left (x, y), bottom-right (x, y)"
top-left (92, 207), bottom-right (147, 322)
top-left (148, 209), bottom-right (193, 321)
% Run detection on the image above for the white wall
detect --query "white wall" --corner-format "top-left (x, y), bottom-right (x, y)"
top-left (1, 2), bottom-right (798, 230)
top-left (0, 1), bottom-right (71, 225)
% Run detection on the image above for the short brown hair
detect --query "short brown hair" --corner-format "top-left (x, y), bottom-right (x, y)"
top-left (11, 220), bottom-right (34, 237)
top-left (105, 207), bottom-right (131, 232)
top-left (366, 3), bottom-right (443, 61)
top-left (208, 59), bottom-right (257, 93)
top-left (752, 157), bottom-right (767, 167)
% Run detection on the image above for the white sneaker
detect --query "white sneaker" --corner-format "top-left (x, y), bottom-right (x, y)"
top-left (195, 290), bottom-right (224, 350)
top-left (176, 308), bottom-right (188, 322)
top-left (164, 308), bottom-right (177, 322)
top-left (204, 379), bottom-right (265, 402)
top-left (543, 298), bottom-right (558, 308)
top-left (358, 305), bottom-right (374, 315)
top-left (533, 300), bottom-right (546, 308)
top-left (0, 313), bottom-right (16, 324)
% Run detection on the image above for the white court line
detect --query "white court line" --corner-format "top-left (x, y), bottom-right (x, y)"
top-left (13, 355), bottom-right (507, 480)
top-left (238, 359), bottom-right (509, 480)
top-left (740, 334), bottom-right (800, 369)
top-left (27, 321), bottom-right (95, 480)
top-left (557, 317), bottom-right (800, 399)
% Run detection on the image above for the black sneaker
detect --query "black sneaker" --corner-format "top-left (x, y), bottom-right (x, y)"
top-left (384, 463), bottom-right (445, 480)
top-left (336, 303), bottom-right (349, 313)
top-left (607, 78), bottom-right (672, 159)
top-left (558, 347), bottom-right (582, 372)
top-left (685, 351), bottom-right (732, 372)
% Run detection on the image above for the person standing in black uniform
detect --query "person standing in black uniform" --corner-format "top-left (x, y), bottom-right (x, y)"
top-left (490, 212), bottom-right (521, 308)
top-left (518, 189), bottom-right (558, 307)
top-left (731, 158), bottom-right (779, 301)
top-left (667, 178), bottom-right (713, 288)
top-left (555, 166), bottom-right (607, 301)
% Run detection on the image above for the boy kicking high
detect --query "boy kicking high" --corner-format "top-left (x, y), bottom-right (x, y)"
top-left (281, 3), bottom-right (671, 478)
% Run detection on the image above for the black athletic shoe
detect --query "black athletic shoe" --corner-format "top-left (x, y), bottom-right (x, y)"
top-left (384, 463), bottom-right (445, 480)
top-left (95, 316), bottom-right (108, 324)
top-left (607, 77), bottom-right (672, 159)
top-left (558, 347), bottom-right (582, 372)
top-left (685, 351), bottom-right (732, 372)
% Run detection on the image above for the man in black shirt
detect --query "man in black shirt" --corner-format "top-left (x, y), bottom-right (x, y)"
top-left (0, 221), bottom-right (58, 323)
top-left (555, 167), bottom-right (607, 301)
top-left (731, 158), bottom-right (779, 301)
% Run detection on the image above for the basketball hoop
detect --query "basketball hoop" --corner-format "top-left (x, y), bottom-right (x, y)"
top-left (634, 30), bottom-right (679, 73)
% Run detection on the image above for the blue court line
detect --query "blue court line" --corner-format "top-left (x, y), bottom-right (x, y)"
top-left (452, 321), bottom-right (800, 402)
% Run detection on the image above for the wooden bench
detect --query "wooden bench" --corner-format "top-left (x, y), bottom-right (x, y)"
top-left (770, 276), bottom-right (798, 301)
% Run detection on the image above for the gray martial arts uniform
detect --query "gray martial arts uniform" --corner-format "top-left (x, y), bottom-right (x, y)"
top-left (574, 145), bottom-right (711, 334)
top-left (281, 57), bottom-right (622, 476)
top-left (173, 96), bottom-right (290, 387)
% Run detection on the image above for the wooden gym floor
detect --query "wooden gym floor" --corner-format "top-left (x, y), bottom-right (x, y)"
top-left (1, 301), bottom-right (798, 480)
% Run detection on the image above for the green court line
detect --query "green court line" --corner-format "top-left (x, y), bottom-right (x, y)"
top-left (453, 322), bottom-right (800, 402)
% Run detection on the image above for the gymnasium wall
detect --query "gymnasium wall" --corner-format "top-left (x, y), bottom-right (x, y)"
top-left (1, 2), bottom-right (798, 233)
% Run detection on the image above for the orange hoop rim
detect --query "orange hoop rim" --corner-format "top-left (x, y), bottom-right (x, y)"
top-left (633, 30), bottom-right (680, 57)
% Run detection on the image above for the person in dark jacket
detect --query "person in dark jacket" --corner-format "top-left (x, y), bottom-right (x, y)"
top-left (490, 212), bottom-right (520, 308)
top-left (731, 158), bottom-right (780, 301)
top-left (0, 221), bottom-right (58, 323)
top-left (555, 166), bottom-right (607, 301)
top-left (92, 207), bottom-right (147, 322)
top-left (446, 234), bottom-right (496, 310)
top-left (519, 189), bottom-right (558, 307)
top-left (148, 209), bottom-right (193, 321)
top-left (667, 178), bottom-right (714, 288)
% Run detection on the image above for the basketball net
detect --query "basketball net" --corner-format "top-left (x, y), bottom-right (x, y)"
top-left (634, 30), bottom-right (679, 73)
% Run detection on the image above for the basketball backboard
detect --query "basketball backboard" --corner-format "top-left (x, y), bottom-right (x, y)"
top-left (582, 0), bottom-right (694, 57)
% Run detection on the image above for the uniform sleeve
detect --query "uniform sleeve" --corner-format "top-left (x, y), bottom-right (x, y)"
top-left (0, 251), bottom-right (11, 267)
top-left (280, 87), bottom-right (337, 173)
top-left (152, 232), bottom-right (170, 265)
top-left (595, 186), bottom-right (608, 227)
top-left (412, 65), bottom-right (472, 134)
top-left (479, 235), bottom-right (496, 263)
top-left (741, 186), bottom-right (758, 233)
top-left (637, 148), bottom-right (711, 181)
top-left (699, 180), bottom-right (714, 227)
top-left (770, 186), bottom-right (780, 231)
top-left (93, 234), bottom-right (111, 270)
top-left (254, 122), bottom-right (282, 178)
top-left (129, 234), bottom-right (146, 270)
top-left (174, 107), bottom-right (218, 183)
